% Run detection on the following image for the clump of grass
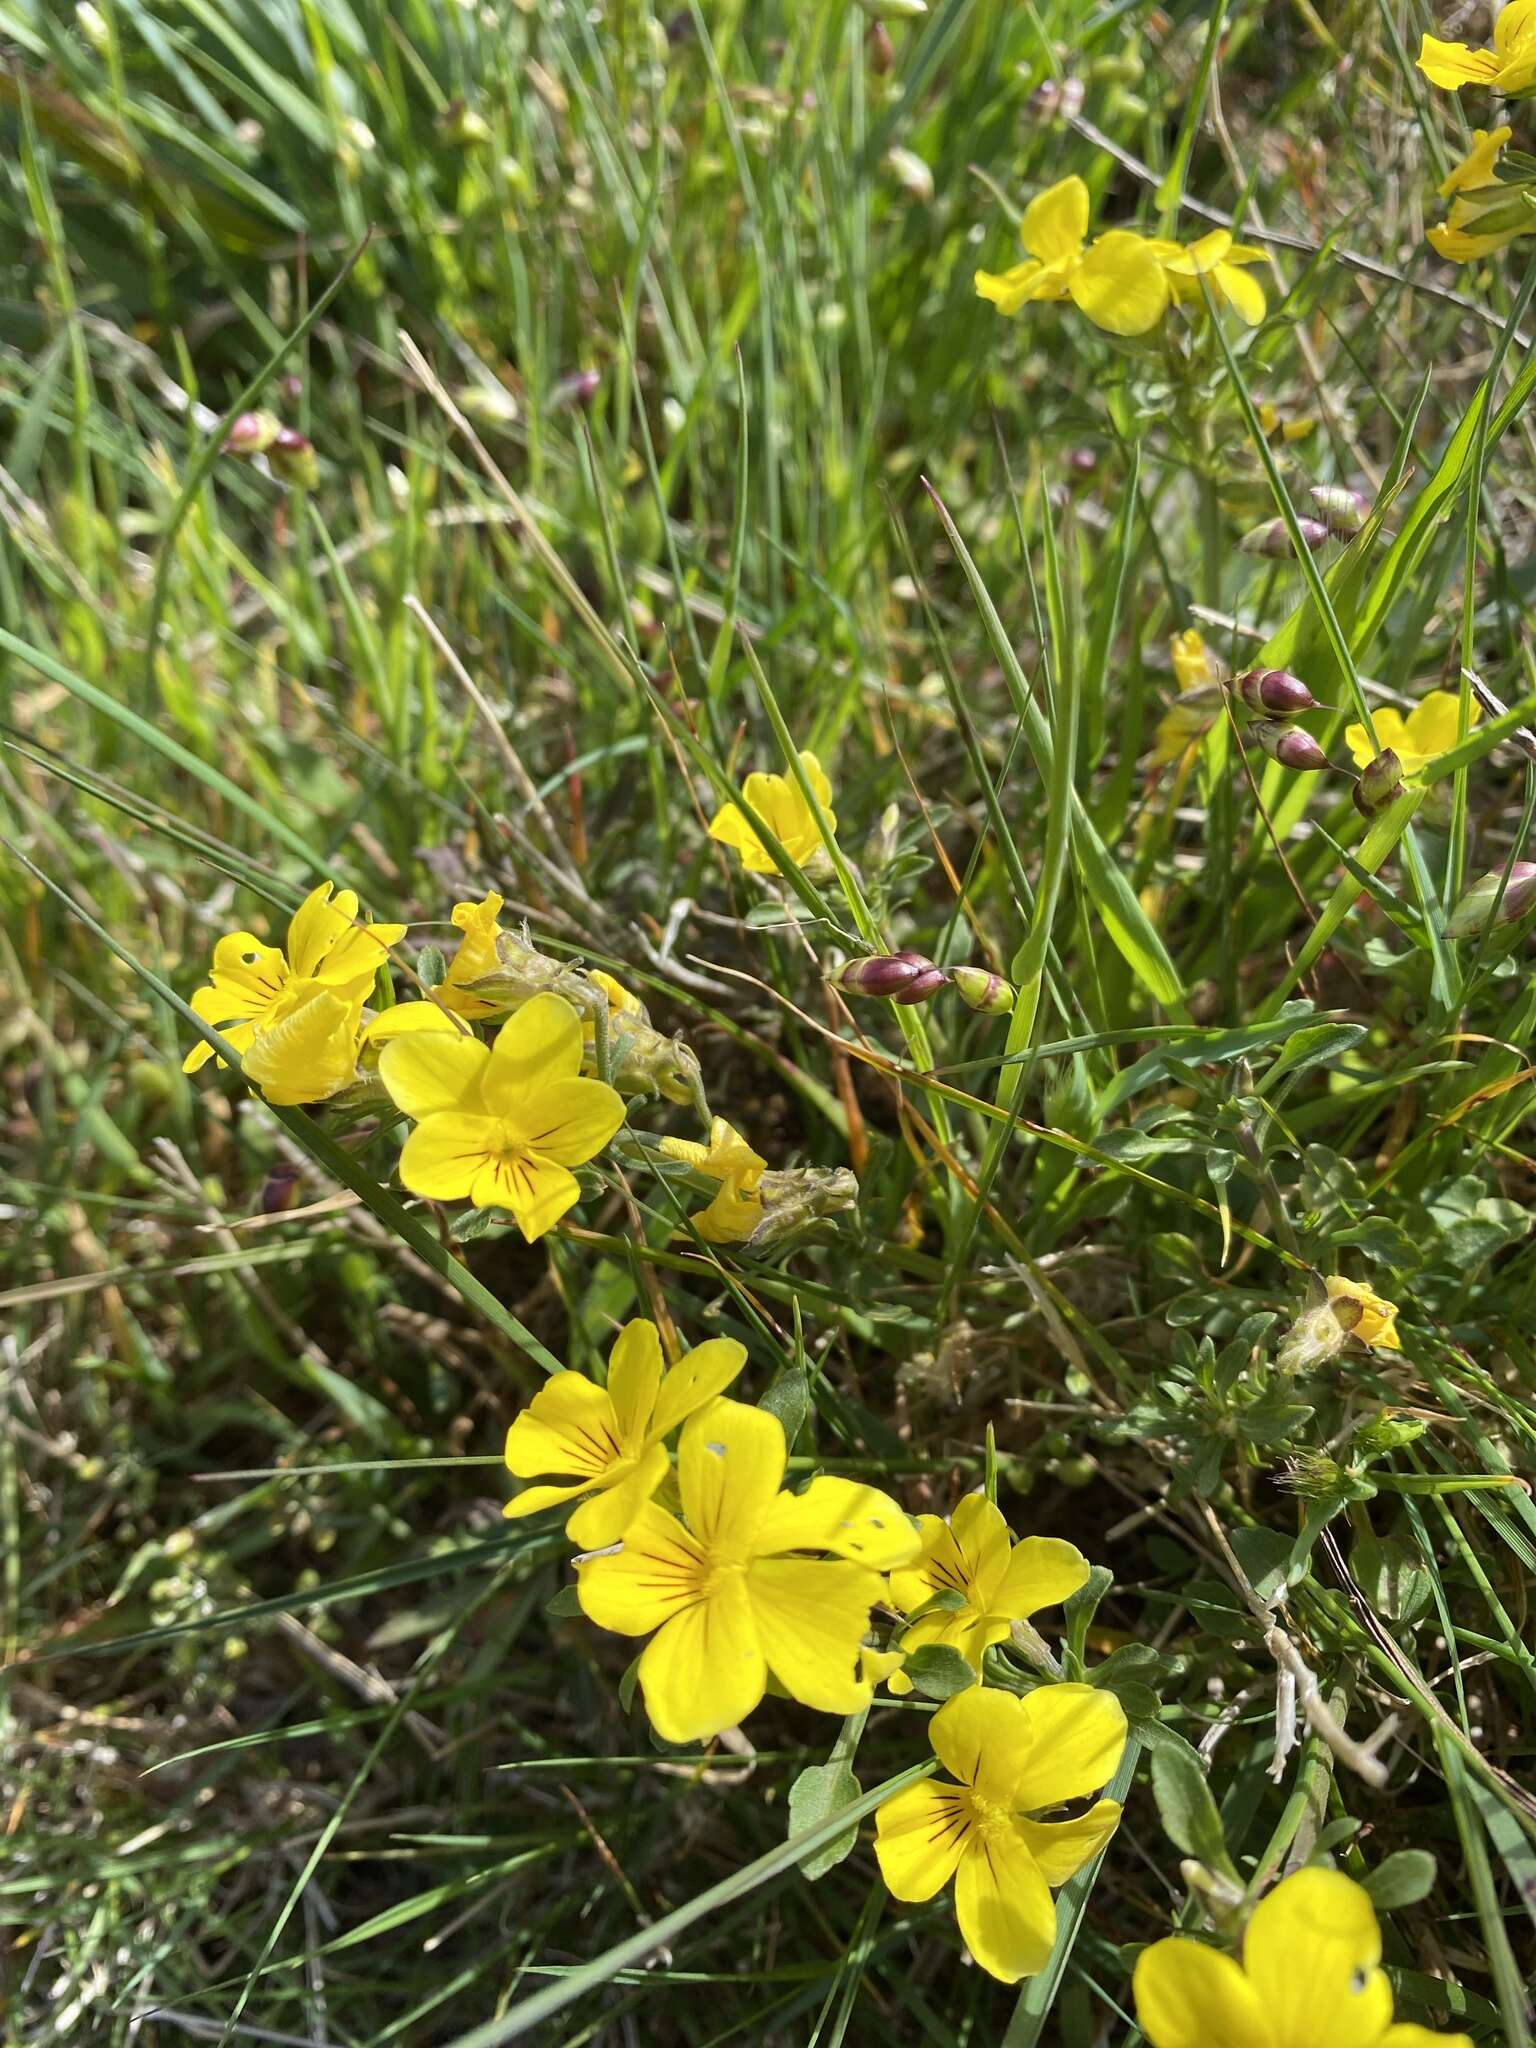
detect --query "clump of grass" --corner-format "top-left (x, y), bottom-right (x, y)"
top-left (4, 1), bottom-right (1536, 2042)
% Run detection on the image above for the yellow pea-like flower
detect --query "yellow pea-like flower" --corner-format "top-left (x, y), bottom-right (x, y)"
top-left (503, 1317), bottom-right (745, 1547)
top-left (436, 890), bottom-right (505, 1017)
top-left (658, 1116), bottom-right (768, 1242)
top-left (884, 1493), bottom-right (1089, 1693)
top-left (1343, 690), bottom-right (1477, 778)
top-left (1324, 1275), bottom-right (1401, 1351)
top-left (377, 992), bottom-right (624, 1240)
top-left (576, 1398), bottom-right (918, 1742)
top-left (975, 176), bottom-right (1170, 336)
top-left (875, 1684), bottom-right (1126, 1984)
top-left (1419, 0), bottom-right (1536, 96)
top-left (1428, 126), bottom-right (1536, 262)
top-left (1150, 229), bottom-right (1267, 327)
top-left (240, 982), bottom-right (368, 1106)
top-left (708, 751), bottom-right (837, 876)
top-left (1133, 1865), bottom-right (1471, 2047)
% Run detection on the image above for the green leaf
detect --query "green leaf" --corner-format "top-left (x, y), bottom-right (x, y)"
top-left (902, 1643), bottom-right (977, 1700)
top-left (786, 1759), bottom-right (863, 1881)
top-left (1363, 1849), bottom-right (1438, 1911)
top-left (544, 1584), bottom-right (583, 1619)
top-left (1148, 1728), bottom-right (1228, 1867)
top-left (759, 1371), bottom-right (811, 1443)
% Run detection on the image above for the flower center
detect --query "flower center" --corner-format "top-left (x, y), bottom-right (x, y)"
top-left (966, 1793), bottom-right (1012, 1843)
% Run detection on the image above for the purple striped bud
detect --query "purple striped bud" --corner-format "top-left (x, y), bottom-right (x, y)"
top-left (1238, 516), bottom-right (1330, 559)
top-left (1353, 748), bottom-right (1404, 819)
top-left (1445, 863), bottom-right (1536, 939)
top-left (952, 965), bottom-right (1015, 1015)
top-left (1250, 720), bottom-right (1327, 771)
top-left (831, 951), bottom-right (946, 1000)
top-left (1310, 484), bottom-right (1369, 537)
top-left (1235, 668), bottom-right (1319, 718)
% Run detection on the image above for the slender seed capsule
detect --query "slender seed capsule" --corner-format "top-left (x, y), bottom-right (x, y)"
top-left (1353, 748), bottom-right (1404, 819)
top-left (1237, 515), bottom-right (1330, 558)
top-left (1249, 719), bottom-right (1328, 770)
top-left (1445, 862), bottom-right (1536, 938)
top-left (1309, 484), bottom-right (1370, 537)
top-left (1234, 668), bottom-right (1319, 718)
top-left (952, 965), bottom-right (1015, 1015)
top-left (832, 951), bottom-right (945, 1000)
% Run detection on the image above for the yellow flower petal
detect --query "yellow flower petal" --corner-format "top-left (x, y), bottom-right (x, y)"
top-left (378, 1031), bottom-right (490, 1120)
top-left (285, 883), bottom-right (353, 980)
top-left (990, 1534), bottom-right (1091, 1619)
top-left (577, 1499), bottom-right (706, 1634)
top-left (361, 1001), bottom-right (465, 1044)
top-left (397, 1112), bottom-right (495, 1201)
top-left (1013, 1798), bottom-right (1122, 1886)
top-left (1345, 706), bottom-right (1410, 770)
top-left (470, 1151), bottom-right (580, 1236)
top-left (874, 1781), bottom-right (972, 1901)
top-left (953, 1826), bottom-right (1058, 1983)
top-left (502, 1476), bottom-right (597, 1523)
top-left (1496, 0), bottom-right (1536, 58)
top-left (1012, 1685), bottom-right (1127, 1810)
top-left (565, 1444), bottom-right (671, 1548)
top-left (1021, 174), bottom-right (1088, 264)
top-left (605, 1318), bottom-right (663, 1443)
top-left (1216, 260), bottom-right (1267, 327)
top-left (752, 1476), bottom-right (919, 1569)
top-left (1069, 231), bottom-right (1170, 335)
top-left (1133, 1938), bottom-right (1271, 2048)
top-left (975, 259), bottom-right (1067, 314)
top-left (637, 1571), bottom-right (764, 1741)
top-left (240, 985), bottom-right (361, 1105)
top-left (206, 932), bottom-right (289, 1008)
top-left (678, 1399), bottom-right (785, 1552)
top-left (1241, 1867), bottom-right (1393, 2048)
top-left (1404, 687), bottom-right (1477, 763)
top-left (481, 993), bottom-right (585, 1105)
top-left (504, 1373), bottom-right (623, 1481)
top-left (929, 1687), bottom-right (1030, 1806)
top-left (648, 1337), bottom-right (749, 1441)
top-left (746, 1556), bottom-right (882, 1714)
top-left (888, 1511), bottom-right (972, 1613)
top-left (503, 1075), bottom-right (625, 1167)
top-left (1417, 33), bottom-right (1502, 88)
top-left (1440, 125), bottom-right (1512, 198)
top-left (1383, 2030), bottom-right (1475, 2048)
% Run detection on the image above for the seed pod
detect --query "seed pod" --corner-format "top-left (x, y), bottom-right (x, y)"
top-left (951, 964), bottom-right (1015, 1015)
top-left (1237, 515), bottom-right (1330, 558)
top-left (1234, 667), bottom-right (1319, 718)
top-left (1249, 719), bottom-right (1327, 770)
top-left (1352, 748), bottom-right (1404, 819)
top-left (1445, 862), bottom-right (1536, 938)
top-left (268, 427), bottom-right (319, 490)
top-left (1309, 483), bottom-right (1369, 537)
top-left (224, 410), bottom-right (281, 457)
top-left (832, 951), bottom-right (945, 1000)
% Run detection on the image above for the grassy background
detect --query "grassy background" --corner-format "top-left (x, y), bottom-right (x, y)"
top-left (4, 0), bottom-right (1536, 2040)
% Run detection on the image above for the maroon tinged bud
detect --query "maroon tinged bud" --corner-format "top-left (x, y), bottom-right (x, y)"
top-left (952, 965), bottom-right (1015, 1015)
top-left (1353, 748), bottom-right (1404, 819)
top-left (1238, 516), bottom-right (1330, 559)
top-left (1445, 862), bottom-right (1536, 939)
top-left (866, 19), bottom-right (895, 71)
top-left (832, 950), bottom-right (947, 1001)
top-left (1235, 668), bottom-right (1319, 718)
top-left (1249, 720), bottom-right (1328, 770)
top-left (224, 410), bottom-right (280, 457)
top-left (267, 427), bottom-right (319, 489)
top-left (1309, 484), bottom-right (1369, 537)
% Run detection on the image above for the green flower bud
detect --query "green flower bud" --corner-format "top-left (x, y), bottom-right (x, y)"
top-left (951, 964), bottom-right (1015, 1015)
top-left (1445, 862), bottom-right (1536, 938)
top-left (1353, 748), bottom-right (1404, 818)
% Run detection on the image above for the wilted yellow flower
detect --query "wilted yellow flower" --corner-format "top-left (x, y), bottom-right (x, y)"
top-left (975, 175), bottom-right (1169, 336)
top-left (1428, 126), bottom-right (1535, 261)
top-left (184, 881), bottom-right (404, 1074)
top-left (658, 1116), bottom-right (767, 1241)
top-left (1343, 690), bottom-right (1477, 777)
top-left (377, 993), bottom-right (625, 1239)
top-left (1134, 1865), bottom-right (1471, 2048)
top-left (1152, 230), bottom-right (1267, 326)
top-left (1151, 684), bottom-right (1224, 767)
top-left (885, 1494), bottom-right (1088, 1692)
top-left (708, 751), bottom-right (837, 875)
top-left (1325, 1276), bottom-right (1401, 1351)
top-left (503, 1317), bottom-right (744, 1546)
top-left (1419, 0), bottom-right (1536, 95)
top-left (577, 1398), bottom-right (918, 1740)
top-left (437, 891), bottom-right (505, 1017)
top-left (875, 1684), bottom-right (1126, 1983)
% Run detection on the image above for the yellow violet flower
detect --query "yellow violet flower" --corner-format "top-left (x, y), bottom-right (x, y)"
top-left (658, 1116), bottom-right (768, 1242)
top-left (1343, 690), bottom-right (1477, 777)
top-left (1325, 1275), bottom-right (1401, 1351)
top-left (377, 992), bottom-right (625, 1239)
top-left (1151, 230), bottom-right (1267, 326)
top-left (1429, 126), bottom-right (1534, 261)
top-left (708, 751), bottom-right (837, 876)
top-left (885, 1493), bottom-right (1089, 1693)
top-left (503, 1316), bottom-right (745, 1547)
top-left (1419, 0), bottom-right (1536, 96)
top-left (240, 983), bottom-right (365, 1105)
top-left (184, 881), bottom-right (405, 1073)
top-left (875, 1683), bottom-right (1126, 1984)
top-left (1133, 1865), bottom-right (1471, 2048)
top-left (576, 1397), bottom-right (919, 1741)
top-left (975, 176), bottom-right (1169, 336)
top-left (437, 890), bottom-right (505, 1017)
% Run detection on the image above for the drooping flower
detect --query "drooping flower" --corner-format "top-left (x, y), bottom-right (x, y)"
top-left (240, 983), bottom-right (366, 1105)
top-left (658, 1116), bottom-right (768, 1242)
top-left (975, 176), bottom-right (1169, 336)
top-left (503, 1317), bottom-right (745, 1546)
top-left (1151, 230), bottom-right (1267, 325)
top-left (1428, 126), bottom-right (1536, 261)
top-left (377, 992), bottom-right (625, 1239)
top-left (885, 1493), bottom-right (1089, 1692)
top-left (1324, 1276), bottom-right (1401, 1350)
top-left (1419, 0), bottom-right (1536, 96)
top-left (875, 1684), bottom-right (1126, 1983)
top-left (184, 882), bottom-right (405, 1073)
top-left (1133, 1865), bottom-right (1472, 2048)
top-left (1343, 691), bottom-right (1477, 778)
top-left (576, 1398), bottom-right (919, 1741)
top-left (436, 891), bottom-right (505, 1017)
top-left (708, 751), bottom-right (838, 876)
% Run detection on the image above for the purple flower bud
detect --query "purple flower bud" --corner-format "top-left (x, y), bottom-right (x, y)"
top-left (224, 410), bottom-right (280, 457)
top-left (952, 965), bottom-right (1015, 1015)
top-left (1445, 862), bottom-right (1536, 939)
top-left (1067, 447), bottom-right (1098, 475)
top-left (552, 369), bottom-right (601, 411)
top-left (1238, 516), bottom-right (1330, 559)
top-left (1309, 484), bottom-right (1369, 537)
top-left (832, 951), bottom-right (944, 999)
top-left (1249, 719), bottom-right (1328, 770)
top-left (1353, 748), bottom-right (1404, 819)
top-left (1235, 668), bottom-right (1319, 718)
